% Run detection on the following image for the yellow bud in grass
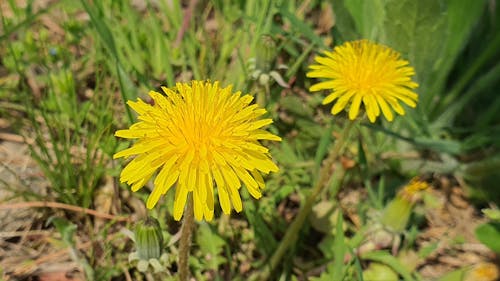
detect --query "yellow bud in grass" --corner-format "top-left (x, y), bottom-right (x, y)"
top-left (464, 262), bottom-right (499, 281)
top-left (380, 178), bottom-right (429, 232)
top-left (436, 262), bottom-right (499, 281)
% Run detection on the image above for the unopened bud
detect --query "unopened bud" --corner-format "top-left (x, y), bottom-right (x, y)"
top-left (380, 178), bottom-right (429, 232)
top-left (256, 35), bottom-right (276, 72)
top-left (134, 217), bottom-right (163, 260)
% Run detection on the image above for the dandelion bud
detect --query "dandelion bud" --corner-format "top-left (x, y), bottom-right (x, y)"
top-left (380, 178), bottom-right (429, 232)
top-left (256, 35), bottom-right (276, 72)
top-left (134, 217), bottom-right (163, 260)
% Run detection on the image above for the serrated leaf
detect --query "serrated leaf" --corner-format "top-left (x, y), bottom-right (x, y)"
top-left (276, 140), bottom-right (300, 164)
top-left (344, 0), bottom-right (385, 40)
top-left (280, 95), bottom-right (313, 117)
top-left (331, 0), bottom-right (360, 41)
top-left (196, 223), bottom-right (227, 270)
top-left (243, 203), bottom-right (277, 256)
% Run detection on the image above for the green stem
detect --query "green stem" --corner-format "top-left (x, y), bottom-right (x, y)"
top-left (178, 195), bottom-right (194, 281)
top-left (261, 120), bottom-right (357, 279)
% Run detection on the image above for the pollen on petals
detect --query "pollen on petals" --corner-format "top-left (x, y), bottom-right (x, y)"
top-left (114, 81), bottom-right (281, 221)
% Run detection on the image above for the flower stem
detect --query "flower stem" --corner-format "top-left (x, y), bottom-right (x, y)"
top-left (262, 120), bottom-right (356, 279)
top-left (178, 195), bottom-right (194, 281)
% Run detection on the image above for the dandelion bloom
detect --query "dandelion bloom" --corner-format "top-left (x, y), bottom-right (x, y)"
top-left (114, 81), bottom-right (281, 221)
top-left (307, 40), bottom-right (419, 122)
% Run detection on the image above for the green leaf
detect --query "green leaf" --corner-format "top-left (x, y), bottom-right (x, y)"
top-left (48, 217), bottom-right (77, 246)
top-left (363, 262), bottom-right (398, 281)
top-left (381, 0), bottom-right (447, 86)
top-left (196, 223), bottom-right (227, 270)
top-left (361, 251), bottom-right (416, 281)
top-left (116, 61), bottom-right (137, 123)
top-left (344, 0), bottom-right (385, 40)
top-left (244, 202), bottom-right (277, 255)
top-left (434, 267), bottom-right (467, 281)
top-left (331, 0), bottom-right (360, 41)
top-left (332, 212), bottom-right (347, 281)
top-left (318, 235), bottom-right (336, 260)
top-left (314, 124), bottom-right (334, 170)
top-left (381, 0), bottom-right (485, 117)
top-left (363, 123), bottom-right (463, 155)
top-left (413, 137), bottom-right (462, 155)
top-left (475, 222), bottom-right (500, 253)
top-left (280, 95), bottom-right (313, 117)
top-left (276, 140), bottom-right (300, 164)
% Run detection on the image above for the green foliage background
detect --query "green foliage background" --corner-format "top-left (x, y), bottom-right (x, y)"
top-left (1, 0), bottom-right (499, 280)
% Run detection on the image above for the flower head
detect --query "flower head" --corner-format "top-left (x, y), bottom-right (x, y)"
top-left (399, 177), bottom-right (430, 202)
top-left (114, 81), bottom-right (281, 221)
top-left (307, 40), bottom-right (419, 122)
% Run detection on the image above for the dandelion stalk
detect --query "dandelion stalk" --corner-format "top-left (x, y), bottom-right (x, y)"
top-left (178, 195), bottom-right (194, 281)
top-left (262, 120), bottom-right (356, 279)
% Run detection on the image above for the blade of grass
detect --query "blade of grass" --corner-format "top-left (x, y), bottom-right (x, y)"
top-left (278, 5), bottom-right (325, 48)
top-left (80, 0), bottom-right (135, 123)
top-left (433, 61), bottom-right (500, 131)
top-left (332, 212), bottom-right (347, 281)
top-left (0, 10), bottom-right (48, 41)
top-left (314, 123), bottom-right (334, 171)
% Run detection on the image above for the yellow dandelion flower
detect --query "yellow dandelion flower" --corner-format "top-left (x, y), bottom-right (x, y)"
top-left (114, 81), bottom-right (281, 221)
top-left (400, 177), bottom-right (430, 201)
top-left (307, 40), bottom-right (419, 122)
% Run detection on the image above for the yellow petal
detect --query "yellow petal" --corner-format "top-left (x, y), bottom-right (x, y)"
top-left (309, 81), bottom-right (336, 92)
top-left (251, 169), bottom-right (265, 189)
top-left (233, 166), bottom-right (261, 199)
top-left (173, 185), bottom-right (188, 221)
top-left (375, 95), bottom-right (394, 122)
top-left (363, 95), bottom-right (377, 123)
top-left (386, 96), bottom-right (405, 115)
top-left (249, 130), bottom-right (282, 141)
top-left (332, 90), bottom-right (355, 114)
top-left (220, 165), bottom-right (241, 191)
top-left (193, 191), bottom-right (204, 221)
top-left (212, 166), bottom-right (231, 214)
top-left (247, 119), bottom-right (273, 131)
top-left (348, 93), bottom-right (363, 120)
top-left (322, 91), bottom-right (343, 105)
top-left (203, 204), bottom-right (214, 221)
